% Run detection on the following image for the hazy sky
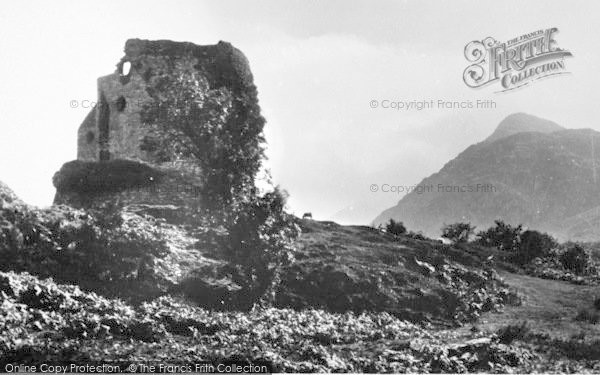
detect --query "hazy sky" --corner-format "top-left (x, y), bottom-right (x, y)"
top-left (1, 0), bottom-right (599, 224)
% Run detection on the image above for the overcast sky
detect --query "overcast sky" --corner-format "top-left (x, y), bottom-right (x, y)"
top-left (1, 0), bottom-right (599, 223)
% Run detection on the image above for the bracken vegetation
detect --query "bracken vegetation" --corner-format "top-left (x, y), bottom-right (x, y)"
top-left (2, 270), bottom-right (600, 373)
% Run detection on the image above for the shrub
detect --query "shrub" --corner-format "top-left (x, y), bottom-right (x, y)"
top-left (0, 204), bottom-right (169, 299)
top-left (407, 231), bottom-right (428, 241)
top-left (560, 244), bottom-right (590, 275)
top-left (574, 309), bottom-right (600, 324)
top-left (496, 322), bottom-right (530, 344)
top-left (512, 230), bottom-right (557, 265)
top-left (217, 188), bottom-right (300, 309)
top-left (385, 219), bottom-right (406, 236)
top-left (441, 222), bottom-right (475, 244)
top-left (53, 209), bottom-right (168, 295)
top-left (52, 159), bottom-right (163, 194)
top-left (476, 220), bottom-right (522, 251)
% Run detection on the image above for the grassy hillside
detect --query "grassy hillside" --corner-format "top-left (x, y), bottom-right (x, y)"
top-left (278, 220), bottom-right (516, 325)
top-left (466, 271), bottom-right (600, 339)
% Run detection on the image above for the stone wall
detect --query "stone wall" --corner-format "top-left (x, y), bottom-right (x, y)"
top-left (77, 110), bottom-right (98, 161)
top-left (77, 38), bottom-right (255, 165)
top-left (65, 38), bottom-right (263, 213)
top-left (53, 165), bottom-right (204, 222)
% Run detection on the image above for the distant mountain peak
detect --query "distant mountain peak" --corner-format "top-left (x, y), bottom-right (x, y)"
top-left (373, 114), bottom-right (600, 241)
top-left (485, 113), bottom-right (564, 143)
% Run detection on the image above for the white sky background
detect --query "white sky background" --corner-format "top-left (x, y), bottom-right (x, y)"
top-left (0, 0), bottom-right (599, 224)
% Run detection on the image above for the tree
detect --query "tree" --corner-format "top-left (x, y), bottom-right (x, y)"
top-left (219, 188), bottom-right (300, 308)
top-left (385, 219), bottom-right (407, 236)
top-left (441, 222), bottom-right (475, 244)
top-left (560, 244), bottom-right (589, 275)
top-left (513, 230), bottom-right (557, 265)
top-left (140, 66), bottom-right (265, 208)
top-left (476, 220), bottom-right (523, 251)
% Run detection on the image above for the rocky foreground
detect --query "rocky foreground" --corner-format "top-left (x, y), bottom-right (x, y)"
top-left (2, 270), bottom-right (600, 373)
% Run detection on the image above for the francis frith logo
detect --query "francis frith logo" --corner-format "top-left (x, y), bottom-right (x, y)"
top-left (463, 28), bottom-right (572, 92)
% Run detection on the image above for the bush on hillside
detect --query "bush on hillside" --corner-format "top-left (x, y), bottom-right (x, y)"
top-left (476, 220), bottom-right (523, 251)
top-left (52, 159), bottom-right (163, 194)
top-left (0, 204), bottom-right (168, 299)
top-left (441, 222), bottom-right (475, 244)
top-left (574, 308), bottom-right (600, 324)
top-left (560, 244), bottom-right (590, 275)
top-left (512, 230), bottom-right (557, 265)
top-left (407, 231), bottom-right (428, 241)
top-left (497, 322), bottom-right (530, 344)
top-left (385, 219), bottom-right (407, 236)
top-left (215, 188), bottom-right (300, 309)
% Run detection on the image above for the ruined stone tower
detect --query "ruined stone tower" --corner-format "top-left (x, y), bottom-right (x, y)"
top-left (77, 38), bottom-right (254, 165)
top-left (55, 38), bottom-right (262, 212)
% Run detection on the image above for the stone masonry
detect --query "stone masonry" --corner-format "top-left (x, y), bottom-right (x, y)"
top-left (77, 38), bottom-right (254, 165)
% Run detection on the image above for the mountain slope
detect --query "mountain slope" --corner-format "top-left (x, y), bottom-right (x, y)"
top-left (373, 114), bottom-right (600, 241)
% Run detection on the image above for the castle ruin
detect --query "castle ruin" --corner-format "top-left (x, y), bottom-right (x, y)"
top-left (77, 38), bottom-right (255, 165)
top-left (55, 38), bottom-right (261, 212)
